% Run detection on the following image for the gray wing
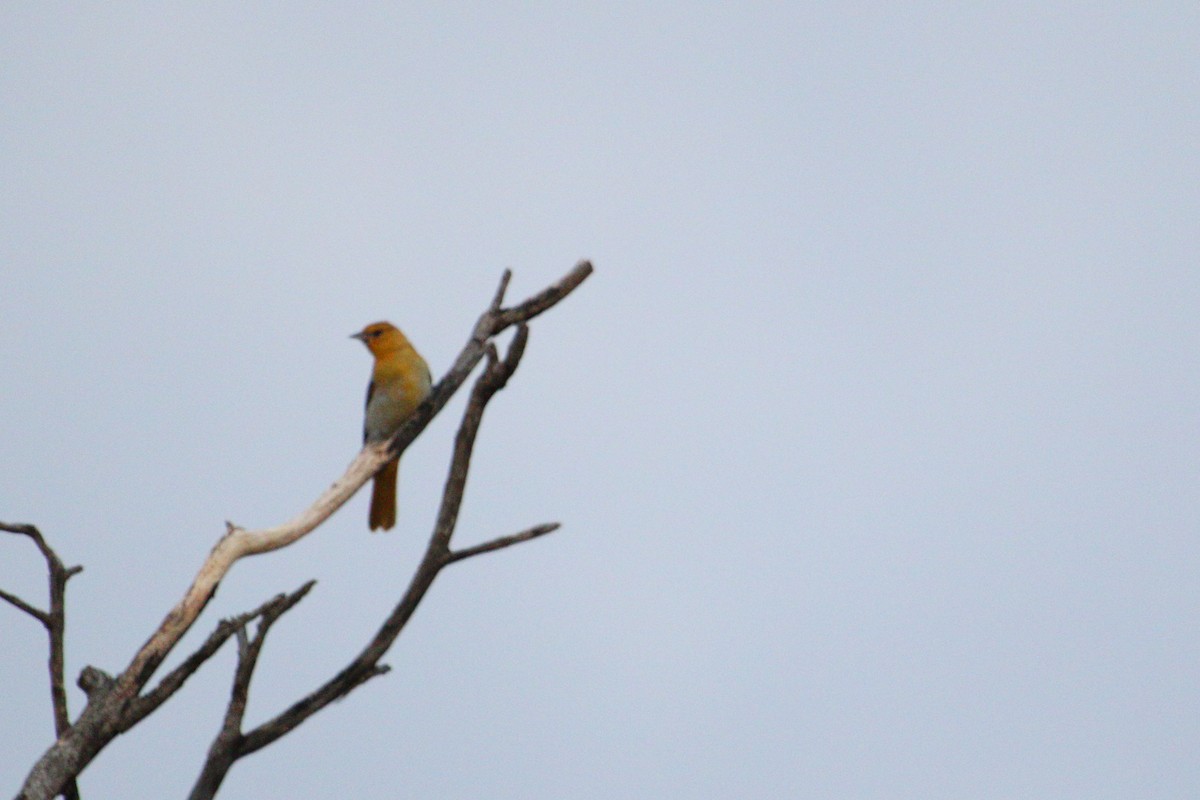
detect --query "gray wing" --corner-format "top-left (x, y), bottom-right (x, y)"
top-left (362, 380), bottom-right (375, 443)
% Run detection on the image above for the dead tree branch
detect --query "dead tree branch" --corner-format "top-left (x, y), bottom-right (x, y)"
top-left (15, 260), bottom-right (592, 800)
top-left (125, 581), bottom-right (316, 729)
top-left (187, 583), bottom-right (315, 800)
top-left (186, 310), bottom-right (565, 797)
top-left (444, 522), bottom-right (562, 565)
top-left (211, 323), bottom-right (547, 781)
top-left (1, 522), bottom-right (83, 800)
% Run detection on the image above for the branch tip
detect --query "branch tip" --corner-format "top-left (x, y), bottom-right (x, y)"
top-left (444, 522), bottom-right (563, 564)
top-left (79, 666), bottom-right (115, 699)
top-left (491, 269), bottom-right (513, 311)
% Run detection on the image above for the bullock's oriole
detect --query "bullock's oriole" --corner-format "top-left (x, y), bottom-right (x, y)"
top-left (351, 321), bottom-right (431, 531)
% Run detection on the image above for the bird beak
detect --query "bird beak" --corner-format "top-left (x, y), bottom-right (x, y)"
top-left (350, 332), bottom-right (365, 341)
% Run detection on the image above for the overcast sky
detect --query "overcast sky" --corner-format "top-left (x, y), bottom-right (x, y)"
top-left (2, 3), bottom-right (1197, 798)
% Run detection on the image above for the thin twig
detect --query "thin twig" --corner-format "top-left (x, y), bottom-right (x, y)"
top-left (125, 581), bottom-right (316, 727)
top-left (490, 268), bottom-right (513, 311)
top-left (0, 586), bottom-right (48, 623)
top-left (497, 261), bottom-right (592, 328)
top-left (443, 523), bottom-right (562, 565)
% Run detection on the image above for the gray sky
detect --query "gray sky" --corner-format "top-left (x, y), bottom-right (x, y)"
top-left (2, 3), bottom-right (1197, 798)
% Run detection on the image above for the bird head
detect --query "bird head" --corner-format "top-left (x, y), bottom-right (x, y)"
top-left (351, 321), bottom-right (410, 356)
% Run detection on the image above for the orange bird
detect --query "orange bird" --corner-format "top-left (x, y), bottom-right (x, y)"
top-left (351, 321), bottom-right (432, 531)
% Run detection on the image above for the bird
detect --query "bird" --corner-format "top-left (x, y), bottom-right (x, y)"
top-left (351, 321), bottom-right (432, 531)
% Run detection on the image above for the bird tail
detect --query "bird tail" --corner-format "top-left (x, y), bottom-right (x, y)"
top-left (369, 459), bottom-right (399, 532)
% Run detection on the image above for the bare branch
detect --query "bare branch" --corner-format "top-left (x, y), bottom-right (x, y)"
top-left (497, 260), bottom-right (593, 328)
top-left (16, 262), bottom-right (592, 800)
top-left (0, 520), bottom-right (46, 541)
top-left (0, 586), bottom-right (48, 624)
top-left (495, 323), bottom-right (528, 382)
top-left (226, 583), bottom-right (314, 731)
top-left (125, 581), bottom-right (316, 728)
top-left (0, 522), bottom-right (83, 579)
top-left (187, 582), bottom-right (314, 800)
top-left (2, 522), bottom-right (83, 800)
top-left (126, 617), bottom-right (243, 721)
top-left (1, 528), bottom-right (76, 709)
top-left (0, 522), bottom-right (75, 626)
top-left (428, 323), bottom-right (530, 558)
top-left (381, 260), bottom-right (591, 462)
top-left (444, 523), bottom-right (562, 565)
top-left (120, 265), bottom-right (587, 699)
top-left (237, 319), bottom-right (547, 759)
top-left (490, 268), bottom-right (513, 312)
